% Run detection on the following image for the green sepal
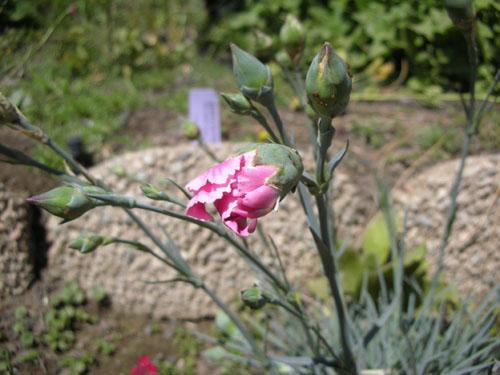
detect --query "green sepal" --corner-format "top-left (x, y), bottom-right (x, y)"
top-left (236, 143), bottom-right (304, 199)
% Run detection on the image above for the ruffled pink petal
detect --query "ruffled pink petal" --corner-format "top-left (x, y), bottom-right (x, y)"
top-left (195, 181), bottom-right (234, 203)
top-left (237, 165), bottom-right (278, 194)
top-left (186, 197), bottom-right (214, 221)
top-left (224, 215), bottom-right (257, 236)
top-left (213, 190), bottom-right (239, 221)
top-left (185, 155), bottom-right (243, 193)
top-left (241, 184), bottom-right (280, 209)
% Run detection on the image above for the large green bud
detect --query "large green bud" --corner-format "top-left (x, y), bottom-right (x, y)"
top-left (231, 43), bottom-right (274, 105)
top-left (27, 185), bottom-right (106, 222)
top-left (306, 42), bottom-right (352, 119)
top-left (279, 14), bottom-right (305, 64)
top-left (445, 0), bottom-right (476, 34)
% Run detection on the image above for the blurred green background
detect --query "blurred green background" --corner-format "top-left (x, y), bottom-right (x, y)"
top-left (1, 0), bottom-right (499, 165)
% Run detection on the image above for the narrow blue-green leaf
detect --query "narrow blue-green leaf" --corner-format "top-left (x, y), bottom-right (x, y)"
top-left (298, 182), bottom-right (319, 234)
top-left (363, 292), bottom-right (400, 348)
top-left (326, 140), bottom-right (349, 179)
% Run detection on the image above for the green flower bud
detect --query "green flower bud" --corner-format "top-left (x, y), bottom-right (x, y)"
top-left (279, 14), bottom-right (305, 64)
top-left (445, 0), bottom-right (476, 33)
top-left (230, 43), bottom-right (274, 105)
top-left (275, 49), bottom-right (292, 69)
top-left (220, 93), bottom-right (252, 115)
top-left (27, 185), bottom-right (105, 222)
top-left (69, 233), bottom-right (112, 254)
top-left (241, 285), bottom-right (268, 310)
top-left (252, 28), bottom-right (274, 60)
top-left (237, 143), bottom-right (304, 200)
top-left (141, 184), bottom-right (164, 200)
top-left (182, 119), bottom-right (200, 140)
top-left (305, 42), bottom-right (352, 119)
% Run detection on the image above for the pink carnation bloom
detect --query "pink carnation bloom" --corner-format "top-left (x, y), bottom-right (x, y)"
top-left (185, 150), bottom-right (280, 236)
top-left (130, 355), bottom-right (158, 375)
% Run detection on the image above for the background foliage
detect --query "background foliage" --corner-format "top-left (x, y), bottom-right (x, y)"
top-left (202, 0), bottom-right (500, 93)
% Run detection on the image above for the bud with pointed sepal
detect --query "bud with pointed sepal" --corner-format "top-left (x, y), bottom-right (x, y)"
top-left (241, 285), bottom-right (269, 310)
top-left (27, 185), bottom-right (106, 222)
top-left (445, 0), bottom-right (476, 34)
top-left (231, 43), bottom-right (274, 105)
top-left (69, 233), bottom-right (112, 254)
top-left (220, 93), bottom-right (252, 115)
top-left (306, 42), bottom-right (352, 119)
top-left (279, 14), bottom-right (305, 64)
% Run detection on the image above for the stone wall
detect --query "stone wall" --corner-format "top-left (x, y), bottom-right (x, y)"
top-left (0, 184), bottom-right (35, 298)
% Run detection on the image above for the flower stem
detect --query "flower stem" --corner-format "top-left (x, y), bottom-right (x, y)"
top-left (201, 284), bottom-right (269, 366)
top-left (315, 194), bottom-right (353, 369)
top-left (267, 100), bottom-right (291, 147)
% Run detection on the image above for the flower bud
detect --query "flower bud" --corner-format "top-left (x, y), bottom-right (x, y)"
top-left (252, 28), bottom-right (274, 60)
top-left (69, 233), bottom-right (112, 254)
top-left (27, 185), bottom-right (105, 222)
top-left (445, 0), bottom-right (476, 33)
top-left (305, 42), bottom-right (352, 119)
top-left (185, 143), bottom-right (303, 236)
top-left (241, 285), bottom-right (268, 310)
top-left (141, 184), bottom-right (164, 200)
top-left (220, 93), bottom-right (252, 115)
top-left (275, 50), bottom-right (292, 68)
top-left (181, 119), bottom-right (200, 140)
top-left (279, 14), bottom-right (305, 64)
top-left (231, 43), bottom-right (274, 105)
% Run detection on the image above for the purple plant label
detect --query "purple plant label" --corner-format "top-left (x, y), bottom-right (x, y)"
top-left (188, 88), bottom-right (221, 144)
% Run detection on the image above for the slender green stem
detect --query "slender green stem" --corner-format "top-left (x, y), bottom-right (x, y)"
top-left (314, 194), bottom-right (353, 370)
top-left (125, 200), bottom-right (288, 292)
top-left (111, 237), bottom-right (185, 275)
top-left (465, 35), bottom-right (478, 126)
top-left (202, 284), bottom-right (269, 365)
top-left (267, 100), bottom-right (291, 146)
top-left (429, 134), bottom-right (471, 300)
top-left (315, 118), bottom-right (335, 186)
top-left (474, 68), bottom-right (500, 132)
top-left (271, 298), bottom-right (338, 361)
top-left (250, 108), bottom-right (280, 143)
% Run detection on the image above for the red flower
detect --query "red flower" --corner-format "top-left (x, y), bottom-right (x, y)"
top-left (130, 356), bottom-right (158, 375)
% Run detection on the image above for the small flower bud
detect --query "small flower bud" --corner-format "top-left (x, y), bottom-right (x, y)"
top-left (27, 185), bottom-right (105, 222)
top-left (69, 233), bottom-right (112, 254)
top-left (141, 184), bottom-right (164, 200)
top-left (252, 29), bottom-right (274, 60)
top-left (445, 0), bottom-right (476, 34)
top-left (181, 119), bottom-right (200, 140)
top-left (279, 14), bottom-right (305, 64)
top-left (220, 93), bottom-right (252, 115)
top-left (230, 43), bottom-right (274, 105)
top-left (305, 42), bottom-right (352, 119)
top-left (241, 285), bottom-right (268, 310)
top-left (275, 50), bottom-right (292, 68)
